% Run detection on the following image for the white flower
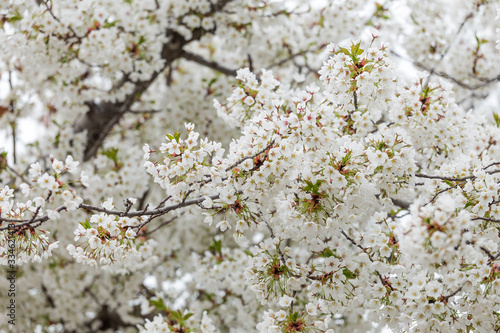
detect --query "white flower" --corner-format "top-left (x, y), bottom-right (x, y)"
top-left (89, 237), bottom-right (100, 249)
top-left (79, 171), bottom-right (89, 187)
top-left (425, 280), bottom-right (443, 298)
top-left (47, 209), bottom-right (60, 220)
top-left (216, 220), bottom-right (231, 232)
top-left (29, 162), bottom-right (42, 178)
top-left (143, 144), bottom-right (152, 159)
top-left (20, 183), bottom-right (30, 196)
top-left (201, 311), bottom-right (216, 333)
top-left (38, 173), bottom-right (57, 190)
top-left (275, 310), bottom-right (287, 321)
top-left (64, 155), bottom-right (79, 173)
top-left (102, 197), bottom-right (114, 210)
top-left (203, 213), bottom-right (213, 226)
top-left (306, 302), bottom-right (318, 316)
top-left (33, 197), bottom-right (45, 207)
top-left (125, 228), bottom-right (136, 239)
top-left (202, 196), bottom-right (213, 208)
top-left (278, 295), bottom-right (295, 307)
top-left (52, 158), bottom-right (65, 173)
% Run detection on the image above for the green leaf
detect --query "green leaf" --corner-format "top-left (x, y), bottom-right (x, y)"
top-left (209, 238), bottom-right (222, 255)
top-left (445, 180), bottom-right (458, 188)
top-left (102, 20), bottom-right (117, 28)
top-left (464, 201), bottom-right (474, 209)
top-left (149, 298), bottom-right (167, 312)
top-left (303, 180), bottom-right (314, 192)
top-left (102, 148), bottom-right (119, 163)
top-left (8, 10), bottom-right (23, 23)
top-left (48, 260), bottom-right (58, 269)
top-left (171, 310), bottom-right (183, 322)
top-left (0, 152), bottom-right (7, 171)
top-left (80, 220), bottom-right (91, 229)
top-left (342, 268), bottom-right (356, 279)
top-left (165, 133), bottom-right (174, 141)
top-left (289, 311), bottom-right (299, 321)
top-left (321, 248), bottom-right (334, 257)
top-left (303, 179), bottom-right (323, 195)
top-left (475, 35), bottom-right (488, 46)
top-left (183, 312), bottom-right (194, 320)
top-left (207, 77), bottom-right (218, 89)
top-left (493, 113), bottom-right (500, 128)
top-left (351, 42), bottom-right (363, 56)
top-left (318, 15), bottom-right (325, 28)
top-left (337, 46), bottom-right (351, 56)
top-left (341, 150), bottom-right (352, 165)
top-left (174, 132), bottom-right (181, 143)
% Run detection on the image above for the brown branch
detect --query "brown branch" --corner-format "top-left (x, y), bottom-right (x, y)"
top-left (0, 193), bottom-right (219, 231)
top-left (259, 206), bottom-right (287, 269)
top-left (417, 166), bottom-right (500, 206)
top-left (224, 140), bottom-right (274, 174)
top-left (425, 184), bottom-right (459, 206)
top-left (390, 198), bottom-right (410, 210)
top-left (6, 164), bottom-right (31, 185)
top-left (483, 162), bottom-right (500, 170)
top-left (472, 216), bottom-right (500, 223)
top-left (480, 246), bottom-right (495, 261)
top-left (81, 69), bottom-right (164, 161)
top-left (416, 166), bottom-right (500, 183)
top-left (415, 173), bottom-right (472, 182)
top-left (78, 0), bottom-right (235, 161)
top-left (340, 229), bottom-right (394, 291)
top-left (390, 51), bottom-right (500, 91)
top-left (127, 109), bottom-right (161, 114)
top-left (182, 51), bottom-right (238, 77)
top-left (41, 1), bottom-right (84, 42)
top-left (139, 215), bottom-right (179, 237)
top-left (41, 283), bottom-right (56, 309)
top-left (440, 284), bottom-right (463, 303)
top-left (267, 45), bottom-right (326, 69)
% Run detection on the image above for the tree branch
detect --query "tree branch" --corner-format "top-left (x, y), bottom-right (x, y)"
top-left (340, 229), bottom-right (394, 291)
top-left (77, 0), bottom-right (235, 162)
top-left (390, 50), bottom-right (500, 91)
top-left (225, 140), bottom-right (275, 172)
top-left (0, 193), bottom-right (220, 231)
top-left (182, 51), bottom-right (238, 77)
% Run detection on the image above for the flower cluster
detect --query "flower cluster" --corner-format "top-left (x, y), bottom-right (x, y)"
top-left (1, 0), bottom-right (500, 332)
top-left (69, 215), bottom-right (136, 266)
top-left (0, 155), bottom-right (83, 265)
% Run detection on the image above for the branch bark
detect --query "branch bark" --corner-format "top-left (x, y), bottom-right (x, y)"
top-left (76, 0), bottom-right (235, 161)
top-left (182, 51), bottom-right (238, 77)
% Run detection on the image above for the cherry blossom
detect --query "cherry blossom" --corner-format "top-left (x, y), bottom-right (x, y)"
top-left (0, 0), bottom-right (500, 332)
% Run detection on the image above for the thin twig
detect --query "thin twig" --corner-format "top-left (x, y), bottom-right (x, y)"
top-left (182, 51), bottom-right (238, 77)
top-left (340, 229), bottom-right (393, 291)
top-left (391, 50), bottom-right (499, 91)
top-left (6, 164), bottom-right (31, 185)
top-left (415, 173), bottom-right (472, 182)
top-left (0, 193), bottom-right (220, 231)
top-left (139, 215), bottom-right (179, 237)
top-left (472, 216), bottom-right (500, 223)
top-left (225, 140), bottom-right (275, 172)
